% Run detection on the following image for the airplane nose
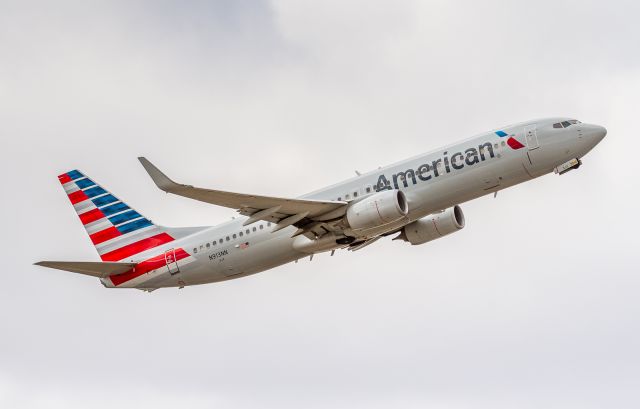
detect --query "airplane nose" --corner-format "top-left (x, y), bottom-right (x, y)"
top-left (583, 124), bottom-right (607, 144)
top-left (592, 124), bottom-right (607, 143)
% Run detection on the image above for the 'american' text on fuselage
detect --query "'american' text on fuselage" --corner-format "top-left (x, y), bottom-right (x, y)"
top-left (376, 142), bottom-right (495, 190)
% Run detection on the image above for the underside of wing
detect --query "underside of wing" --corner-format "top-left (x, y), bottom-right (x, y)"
top-left (138, 157), bottom-right (348, 236)
top-left (35, 261), bottom-right (137, 278)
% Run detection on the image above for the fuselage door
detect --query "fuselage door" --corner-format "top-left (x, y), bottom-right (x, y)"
top-left (164, 248), bottom-right (180, 275)
top-left (525, 125), bottom-right (539, 150)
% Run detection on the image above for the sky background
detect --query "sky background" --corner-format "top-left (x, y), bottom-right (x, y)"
top-left (1, 0), bottom-right (640, 408)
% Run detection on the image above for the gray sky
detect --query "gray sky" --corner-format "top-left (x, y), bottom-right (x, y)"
top-left (1, 1), bottom-right (639, 408)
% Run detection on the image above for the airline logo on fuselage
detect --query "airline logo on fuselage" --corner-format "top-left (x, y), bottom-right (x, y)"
top-left (496, 130), bottom-right (525, 150)
top-left (375, 135), bottom-right (516, 191)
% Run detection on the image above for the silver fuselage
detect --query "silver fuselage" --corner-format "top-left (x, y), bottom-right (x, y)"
top-left (103, 117), bottom-right (606, 288)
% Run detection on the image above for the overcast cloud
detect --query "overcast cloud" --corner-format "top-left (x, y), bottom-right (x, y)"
top-left (1, 1), bottom-right (639, 408)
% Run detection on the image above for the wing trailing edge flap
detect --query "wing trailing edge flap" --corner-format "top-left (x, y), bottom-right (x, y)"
top-left (34, 261), bottom-right (137, 278)
top-left (348, 237), bottom-right (381, 252)
top-left (138, 157), bottom-right (348, 224)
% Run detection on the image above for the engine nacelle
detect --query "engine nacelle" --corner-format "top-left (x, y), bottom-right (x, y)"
top-left (345, 190), bottom-right (409, 231)
top-left (398, 205), bottom-right (465, 245)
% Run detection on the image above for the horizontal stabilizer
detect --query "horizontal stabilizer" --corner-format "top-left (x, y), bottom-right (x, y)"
top-left (34, 261), bottom-right (137, 278)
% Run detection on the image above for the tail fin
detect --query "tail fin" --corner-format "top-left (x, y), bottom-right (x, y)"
top-left (58, 170), bottom-right (175, 262)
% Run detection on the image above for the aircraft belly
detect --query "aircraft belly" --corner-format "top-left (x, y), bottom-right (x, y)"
top-left (176, 231), bottom-right (300, 286)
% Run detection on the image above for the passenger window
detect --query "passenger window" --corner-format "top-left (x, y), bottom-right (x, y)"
top-left (233, 234), bottom-right (237, 239)
top-left (337, 197), bottom-right (341, 201)
top-left (345, 194), bottom-right (350, 199)
top-left (226, 236), bottom-right (230, 241)
top-left (199, 245), bottom-right (203, 250)
top-left (239, 231), bottom-right (243, 237)
top-left (267, 222), bottom-right (271, 227)
top-left (353, 192), bottom-right (358, 197)
top-left (259, 225), bottom-right (263, 230)
top-left (193, 248), bottom-right (197, 253)
top-left (253, 227), bottom-right (257, 232)
top-left (246, 229), bottom-right (250, 234)
top-left (365, 187), bottom-right (371, 193)
top-left (206, 243), bottom-right (210, 248)
top-left (213, 240), bottom-right (217, 245)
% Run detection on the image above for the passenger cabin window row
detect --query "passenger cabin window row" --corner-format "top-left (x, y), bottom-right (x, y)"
top-left (193, 222), bottom-right (271, 253)
top-left (336, 185), bottom-right (375, 202)
top-left (553, 119), bottom-right (580, 129)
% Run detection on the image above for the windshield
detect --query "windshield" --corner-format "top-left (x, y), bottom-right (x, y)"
top-left (553, 119), bottom-right (580, 129)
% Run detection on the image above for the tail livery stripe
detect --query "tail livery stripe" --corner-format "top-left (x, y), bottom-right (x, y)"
top-left (75, 178), bottom-right (96, 189)
top-left (68, 190), bottom-right (89, 204)
top-left (109, 248), bottom-right (190, 286)
top-left (101, 202), bottom-right (129, 216)
top-left (90, 227), bottom-right (122, 245)
top-left (63, 182), bottom-right (80, 194)
top-left (108, 210), bottom-right (141, 225)
top-left (89, 218), bottom-right (155, 243)
top-left (95, 226), bottom-right (163, 254)
top-left (73, 200), bottom-right (94, 214)
top-left (58, 169), bottom-right (176, 261)
top-left (85, 219), bottom-right (113, 235)
top-left (117, 218), bottom-right (153, 234)
top-left (67, 170), bottom-right (84, 180)
top-left (84, 186), bottom-right (107, 198)
top-left (79, 208), bottom-right (105, 225)
top-left (92, 194), bottom-right (118, 207)
top-left (101, 233), bottom-right (174, 261)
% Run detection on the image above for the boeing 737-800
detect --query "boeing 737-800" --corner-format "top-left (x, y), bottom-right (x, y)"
top-left (36, 118), bottom-right (606, 290)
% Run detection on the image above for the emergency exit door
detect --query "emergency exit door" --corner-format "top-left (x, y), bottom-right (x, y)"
top-left (164, 248), bottom-right (180, 275)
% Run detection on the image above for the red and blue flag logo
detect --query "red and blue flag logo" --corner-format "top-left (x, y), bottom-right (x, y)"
top-left (495, 130), bottom-right (525, 150)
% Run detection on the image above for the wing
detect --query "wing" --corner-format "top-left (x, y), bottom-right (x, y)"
top-left (35, 261), bottom-right (137, 278)
top-left (138, 157), bottom-right (348, 236)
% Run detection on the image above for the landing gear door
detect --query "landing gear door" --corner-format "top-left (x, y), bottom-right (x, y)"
top-left (164, 248), bottom-right (180, 275)
top-left (525, 125), bottom-right (539, 150)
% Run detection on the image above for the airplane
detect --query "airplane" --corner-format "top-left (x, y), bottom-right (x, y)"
top-left (35, 118), bottom-right (607, 291)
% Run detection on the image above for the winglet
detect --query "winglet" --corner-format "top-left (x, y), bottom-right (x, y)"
top-left (138, 157), bottom-right (183, 192)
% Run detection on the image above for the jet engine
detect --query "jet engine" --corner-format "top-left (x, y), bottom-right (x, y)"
top-left (345, 189), bottom-right (409, 231)
top-left (397, 205), bottom-right (465, 245)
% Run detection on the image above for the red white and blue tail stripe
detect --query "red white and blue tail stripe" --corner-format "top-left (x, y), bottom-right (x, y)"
top-left (58, 170), bottom-right (175, 262)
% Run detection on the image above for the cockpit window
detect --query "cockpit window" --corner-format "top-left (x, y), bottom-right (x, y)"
top-left (553, 119), bottom-right (581, 129)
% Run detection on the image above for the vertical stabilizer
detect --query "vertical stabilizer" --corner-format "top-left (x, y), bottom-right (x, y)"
top-left (58, 170), bottom-right (175, 261)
